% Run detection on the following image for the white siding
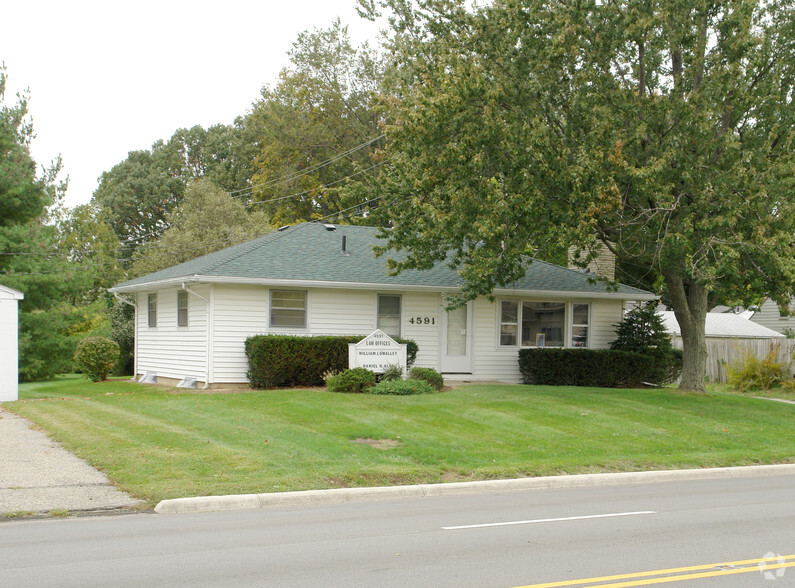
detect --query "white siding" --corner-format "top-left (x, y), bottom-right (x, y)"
top-left (212, 284), bottom-right (269, 383)
top-left (402, 292), bottom-right (442, 369)
top-left (136, 283), bottom-right (633, 385)
top-left (589, 299), bottom-right (623, 349)
top-left (751, 298), bottom-right (795, 335)
top-left (471, 297), bottom-right (523, 382)
top-left (136, 286), bottom-right (208, 381)
top-left (467, 297), bottom-right (625, 383)
top-left (0, 293), bottom-right (20, 401)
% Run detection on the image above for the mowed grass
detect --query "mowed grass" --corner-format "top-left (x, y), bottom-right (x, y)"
top-left (6, 376), bottom-right (794, 508)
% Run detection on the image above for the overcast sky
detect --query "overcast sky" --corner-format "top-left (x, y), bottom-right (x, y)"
top-left (2, 0), bottom-right (381, 208)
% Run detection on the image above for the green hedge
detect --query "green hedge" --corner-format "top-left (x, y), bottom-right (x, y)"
top-left (518, 348), bottom-right (683, 388)
top-left (245, 334), bottom-right (418, 389)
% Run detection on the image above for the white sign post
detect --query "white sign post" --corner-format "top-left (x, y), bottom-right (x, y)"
top-left (349, 330), bottom-right (407, 375)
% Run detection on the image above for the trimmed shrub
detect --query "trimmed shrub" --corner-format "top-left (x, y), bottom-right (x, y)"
top-left (727, 343), bottom-right (790, 392)
top-left (326, 368), bottom-right (376, 393)
top-left (245, 334), bottom-right (418, 389)
top-left (408, 367), bottom-right (444, 390)
top-left (371, 379), bottom-right (436, 395)
top-left (518, 348), bottom-right (682, 388)
top-left (73, 336), bottom-right (120, 382)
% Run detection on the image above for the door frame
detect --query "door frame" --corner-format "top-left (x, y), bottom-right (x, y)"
top-left (440, 301), bottom-right (473, 373)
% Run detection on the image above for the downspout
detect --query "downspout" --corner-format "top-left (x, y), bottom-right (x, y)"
top-left (113, 292), bottom-right (138, 380)
top-left (182, 283), bottom-right (212, 390)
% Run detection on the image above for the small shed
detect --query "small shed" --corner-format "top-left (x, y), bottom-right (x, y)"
top-left (0, 284), bottom-right (23, 401)
top-left (658, 310), bottom-right (794, 383)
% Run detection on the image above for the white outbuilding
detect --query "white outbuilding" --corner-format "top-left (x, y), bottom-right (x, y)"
top-left (0, 284), bottom-right (24, 401)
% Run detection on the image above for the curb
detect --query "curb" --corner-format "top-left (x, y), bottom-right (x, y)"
top-left (154, 463), bottom-right (795, 515)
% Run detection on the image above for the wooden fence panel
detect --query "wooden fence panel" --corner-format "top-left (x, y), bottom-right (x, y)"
top-left (671, 337), bottom-right (795, 384)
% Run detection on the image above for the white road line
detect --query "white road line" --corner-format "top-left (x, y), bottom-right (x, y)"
top-left (442, 510), bottom-right (656, 530)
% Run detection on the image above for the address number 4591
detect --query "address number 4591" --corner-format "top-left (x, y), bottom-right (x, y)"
top-left (409, 317), bottom-right (435, 325)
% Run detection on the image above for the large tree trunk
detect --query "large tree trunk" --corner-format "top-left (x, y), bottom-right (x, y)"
top-left (664, 272), bottom-right (709, 393)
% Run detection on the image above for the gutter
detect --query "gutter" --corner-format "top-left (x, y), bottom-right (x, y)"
top-left (113, 276), bottom-right (658, 301)
top-left (182, 283), bottom-right (212, 390)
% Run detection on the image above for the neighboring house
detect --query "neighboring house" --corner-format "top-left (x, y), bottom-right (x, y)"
top-left (658, 310), bottom-right (793, 383)
top-left (750, 298), bottom-right (795, 336)
top-left (109, 223), bottom-right (656, 387)
top-left (0, 284), bottom-right (24, 402)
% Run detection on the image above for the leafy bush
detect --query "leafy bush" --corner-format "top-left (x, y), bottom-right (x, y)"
top-left (727, 343), bottom-right (790, 392)
top-left (518, 348), bottom-right (682, 387)
top-left (379, 364), bottom-right (404, 382)
top-left (326, 368), bottom-right (376, 393)
top-left (245, 334), bottom-right (418, 389)
top-left (780, 379), bottom-right (795, 393)
top-left (408, 367), bottom-right (444, 390)
top-left (73, 336), bottom-right (120, 382)
top-left (371, 379), bottom-right (436, 395)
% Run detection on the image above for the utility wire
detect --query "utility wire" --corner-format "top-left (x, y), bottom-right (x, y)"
top-left (229, 134), bottom-right (384, 199)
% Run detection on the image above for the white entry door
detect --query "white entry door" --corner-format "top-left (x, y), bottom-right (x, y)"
top-left (440, 303), bottom-right (472, 373)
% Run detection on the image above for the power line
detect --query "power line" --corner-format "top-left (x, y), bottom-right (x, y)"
top-left (229, 134), bottom-right (385, 199)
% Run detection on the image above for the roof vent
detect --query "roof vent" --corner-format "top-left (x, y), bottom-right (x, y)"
top-left (324, 224), bottom-right (336, 231)
top-left (342, 235), bottom-right (349, 255)
top-left (277, 225), bottom-right (290, 232)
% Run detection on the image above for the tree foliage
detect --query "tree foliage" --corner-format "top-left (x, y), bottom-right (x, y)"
top-left (247, 19), bottom-right (385, 225)
top-left (367, 0), bottom-right (795, 392)
top-left (130, 179), bottom-right (270, 277)
top-left (92, 122), bottom-right (256, 247)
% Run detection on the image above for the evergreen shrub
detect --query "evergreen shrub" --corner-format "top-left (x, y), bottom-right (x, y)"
top-left (371, 379), bottom-right (436, 395)
top-left (245, 334), bottom-right (418, 389)
top-left (610, 302), bottom-right (683, 385)
top-left (73, 336), bottom-right (120, 382)
top-left (326, 368), bottom-right (376, 393)
top-left (408, 367), bottom-right (444, 390)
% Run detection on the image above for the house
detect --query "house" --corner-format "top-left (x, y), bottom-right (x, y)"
top-left (658, 310), bottom-right (794, 383)
top-left (0, 284), bottom-right (24, 402)
top-left (109, 223), bottom-right (656, 387)
top-left (750, 298), bottom-right (795, 336)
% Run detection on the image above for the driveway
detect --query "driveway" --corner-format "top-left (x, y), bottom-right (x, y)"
top-left (0, 408), bottom-right (142, 515)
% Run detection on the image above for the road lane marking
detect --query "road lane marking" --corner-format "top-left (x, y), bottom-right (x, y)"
top-left (516, 553), bottom-right (795, 587)
top-left (442, 510), bottom-right (656, 530)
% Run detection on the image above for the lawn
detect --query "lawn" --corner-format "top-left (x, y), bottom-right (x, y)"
top-left (5, 376), bottom-right (794, 508)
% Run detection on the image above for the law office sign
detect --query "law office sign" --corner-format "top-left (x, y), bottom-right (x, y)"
top-left (349, 330), bottom-right (407, 374)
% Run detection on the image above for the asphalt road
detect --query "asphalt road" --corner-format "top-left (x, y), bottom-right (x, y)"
top-left (2, 473), bottom-right (793, 587)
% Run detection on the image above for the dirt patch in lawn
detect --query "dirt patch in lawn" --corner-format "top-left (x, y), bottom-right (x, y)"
top-left (351, 438), bottom-right (402, 450)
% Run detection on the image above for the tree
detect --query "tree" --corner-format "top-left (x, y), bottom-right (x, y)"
top-left (130, 179), bottom-right (270, 277)
top-left (0, 66), bottom-right (89, 380)
top-left (366, 0), bottom-right (795, 392)
top-left (92, 123), bottom-right (256, 248)
top-left (92, 148), bottom-right (185, 246)
top-left (246, 19), bottom-right (384, 225)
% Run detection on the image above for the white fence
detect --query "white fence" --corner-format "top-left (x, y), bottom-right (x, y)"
top-left (671, 336), bottom-right (795, 384)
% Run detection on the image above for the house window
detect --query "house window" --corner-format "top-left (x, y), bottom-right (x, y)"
top-left (270, 290), bottom-right (306, 328)
top-left (499, 300), bottom-right (590, 348)
top-left (571, 303), bottom-right (589, 347)
top-left (377, 294), bottom-right (401, 337)
top-left (148, 293), bottom-right (157, 328)
top-left (177, 291), bottom-right (188, 327)
top-left (500, 300), bottom-right (518, 346)
top-left (521, 302), bottom-right (565, 347)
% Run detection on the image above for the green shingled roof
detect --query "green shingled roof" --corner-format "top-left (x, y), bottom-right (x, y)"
top-left (110, 223), bottom-right (654, 298)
